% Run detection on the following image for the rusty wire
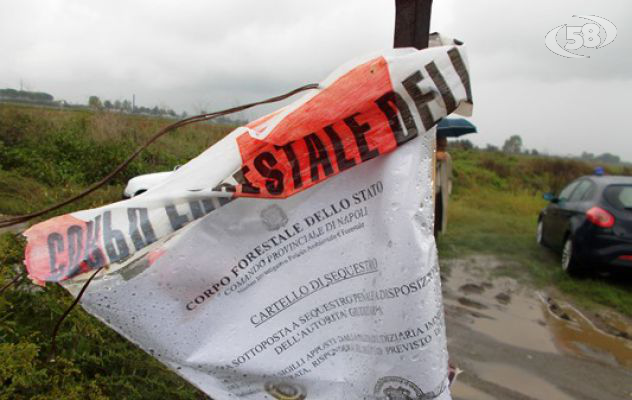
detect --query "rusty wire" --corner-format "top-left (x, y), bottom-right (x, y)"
top-left (0, 272), bottom-right (26, 295)
top-left (0, 83), bottom-right (319, 229)
top-left (48, 266), bottom-right (103, 362)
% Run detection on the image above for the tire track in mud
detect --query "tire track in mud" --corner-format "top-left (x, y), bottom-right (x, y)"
top-left (441, 255), bottom-right (632, 400)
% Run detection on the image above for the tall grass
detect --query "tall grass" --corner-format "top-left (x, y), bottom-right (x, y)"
top-left (450, 147), bottom-right (628, 195)
top-left (0, 103), bottom-right (235, 399)
top-left (0, 103), bottom-right (233, 216)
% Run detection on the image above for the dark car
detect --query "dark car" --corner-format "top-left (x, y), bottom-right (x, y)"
top-left (537, 175), bottom-right (632, 275)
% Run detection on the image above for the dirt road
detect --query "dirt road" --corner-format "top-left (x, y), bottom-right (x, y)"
top-left (442, 256), bottom-right (632, 400)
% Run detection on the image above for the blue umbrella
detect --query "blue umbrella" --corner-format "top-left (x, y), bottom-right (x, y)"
top-left (436, 118), bottom-right (477, 138)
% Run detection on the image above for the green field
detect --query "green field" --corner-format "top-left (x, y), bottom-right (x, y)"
top-left (0, 103), bottom-right (630, 398)
top-left (0, 103), bottom-right (231, 217)
top-left (438, 147), bottom-right (632, 317)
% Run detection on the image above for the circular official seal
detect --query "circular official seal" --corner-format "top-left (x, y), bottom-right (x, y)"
top-left (374, 376), bottom-right (424, 400)
top-left (260, 204), bottom-right (289, 231)
top-left (264, 381), bottom-right (306, 400)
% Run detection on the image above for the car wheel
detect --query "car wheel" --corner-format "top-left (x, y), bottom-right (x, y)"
top-left (536, 220), bottom-right (545, 246)
top-left (561, 236), bottom-right (583, 276)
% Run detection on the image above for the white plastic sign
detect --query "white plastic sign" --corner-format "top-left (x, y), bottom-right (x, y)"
top-left (23, 34), bottom-right (472, 400)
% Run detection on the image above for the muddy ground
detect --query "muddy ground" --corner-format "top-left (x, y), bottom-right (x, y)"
top-left (443, 255), bottom-right (632, 400)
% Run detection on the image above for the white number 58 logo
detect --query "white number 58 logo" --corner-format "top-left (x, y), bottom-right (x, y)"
top-left (545, 15), bottom-right (617, 58)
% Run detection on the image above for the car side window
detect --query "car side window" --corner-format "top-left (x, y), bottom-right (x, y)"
top-left (581, 182), bottom-right (597, 201)
top-left (568, 180), bottom-right (593, 202)
top-left (558, 181), bottom-right (580, 202)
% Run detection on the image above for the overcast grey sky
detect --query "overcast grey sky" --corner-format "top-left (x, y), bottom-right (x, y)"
top-left (1, 1), bottom-right (630, 160)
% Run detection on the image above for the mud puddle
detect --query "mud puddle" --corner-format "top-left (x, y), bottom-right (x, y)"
top-left (442, 257), bottom-right (632, 368)
top-left (442, 263), bottom-right (558, 354)
top-left (543, 298), bottom-right (632, 368)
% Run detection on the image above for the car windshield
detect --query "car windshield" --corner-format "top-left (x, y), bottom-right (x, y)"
top-left (604, 184), bottom-right (632, 211)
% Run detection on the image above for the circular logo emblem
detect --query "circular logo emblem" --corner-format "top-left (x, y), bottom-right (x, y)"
top-left (260, 204), bottom-right (288, 231)
top-left (374, 376), bottom-right (449, 400)
top-left (374, 376), bottom-right (423, 400)
top-left (264, 381), bottom-right (306, 400)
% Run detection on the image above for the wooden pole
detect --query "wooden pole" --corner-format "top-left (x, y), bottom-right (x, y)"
top-left (393, 0), bottom-right (442, 234)
top-left (393, 0), bottom-right (433, 50)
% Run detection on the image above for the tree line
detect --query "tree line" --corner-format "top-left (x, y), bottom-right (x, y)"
top-left (1, 88), bottom-right (248, 125)
top-left (450, 134), bottom-right (627, 165)
top-left (88, 96), bottom-right (184, 118)
top-left (0, 88), bottom-right (55, 104)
